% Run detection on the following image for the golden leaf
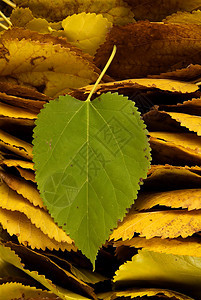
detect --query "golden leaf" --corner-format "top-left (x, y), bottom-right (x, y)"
top-left (62, 13), bottom-right (113, 56)
top-left (0, 243), bottom-right (86, 300)
top-left (16, 167), bottom-right (35, 182)
top-left (160, 98), bottom-right (201, 116)
top-left (124, 0), bottom-right (201, 21)
top-left (13, 0), bottom-right (134, 25)
top-left (150, 132), bottom-right (201, 166)
top-left (145, 164), bottom-right (201, 190)
top-left (95, 21), bottom-right (201, 79)
top-left (110, 209), bottom-right (201, 241)
top-left (99, 288), bottom-right (193, 300)
top-left (10, 7), bottom-right (34, 27)
top-left (0, 179), bottom-right (72, 244)
top-left (0, 282), bottom-right (57, 300)
top-left (0, 129), bottom-right (33, 160)
top-left (0, 158), bottom-right (34, 170)
top-left (0, 208), bottom-right (75, 251)
top-left (0, 37), bottom-right (100, 97)
top-left (0, 171), bottom-right (43, 208)
top-left (134, 189), bottom-right (201, 211)
top-left (0, 102), bottom-right (37, 119)
top-left (164, 10), bottom-right (201, 25)
top-left (167, 112), bottom-right (201, 135)
top-left (113, 249), bottom-right (201, 293)
top-left (115, 236), bottom-right (201, 258)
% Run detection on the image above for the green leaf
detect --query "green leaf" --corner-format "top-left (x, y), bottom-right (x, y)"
top-left (114, 249), bottom-right (201, 288)
top-left (33, 92), bottom-right (151, 265)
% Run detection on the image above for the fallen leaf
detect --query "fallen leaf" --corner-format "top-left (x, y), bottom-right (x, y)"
top-left (0, 179), bottom-right (72, 244)
top-left (0, 282), bottom-right (57, 300)
top-left (124, 0), bottom-right (201, 21)
top-left (62, 13), bottom-right (113, 56)
top-left (113, 249), bottom-right (201, 292)
top-left (0, 129), bottom-right (33, 160)
top-left (150, 132), bottom-right (201, 166)
top-left (110, 209), bottom-right (201, 241)
top-left (10, 7), bottom-right (34, 27)
top-left (0, 171), bottom-right (43, 208)
top-left (159, 98), bottom-right (201, 116)
top-left (16, 167), bottom-right (35, 182)
top-left (134, 189), bottom-right (201, 211)
top-left (0, 158), bottom-right (34, 170)
top-left (13, 0), bottom-right (134, 25)
top-left (167, 112), bottom-right (201, 135)
top-left (99, 288), bottom-right (194, 300)
top-left (0, 208), bottom-right (75, 251)
top-left (115, 236), bottom-right (201, 257)
top-left (164, 10), bottom-right (201, 25)
top-left (0, 102), bottom-right (37, 119)
top-left (95, 21), bottom-right (201, 79)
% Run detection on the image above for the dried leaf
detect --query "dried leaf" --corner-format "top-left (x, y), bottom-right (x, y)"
top-left (114, 249), bottom-right (201, 291)
top-left (0, 171), bottom-right (43, 208)
top-left (95, 21), bottom-right (201, 79)
top-left (0, 129), bottom-right (33, 160)
top-left (62, 13), bottom-right (113, 56)
top-left (10, 7), bottom-right (34, 27)
top-left (134, 189), bottom-right (201, 211)
top-left (0, 102), bottom-right (37, 119)
top-left (110, 209), bottom-right (201, 241)
top-left (13, 0), bottom-right (134, 25)
top-left (99, 288), bottom-right (194, 300)
top-left (149, 64), bottom-right (201, 81)
top-left (0, 282), bottom-right (57, 300)
top-left (0, 179), bottom-right (72, 244)
top-left (150, 132), bottom-right (201, 166)
top-left (16, 167), bottom-right (35, 182)
top-left (167, 112), bottom-right (201, 135)
top-left (0, 208), bottom-right (75, 251)
top-left (144, 164), bottom-right (201, 190)
top-left (0, 243), bottom-right (86, 300)
top-left (115, 236), bottom-right (201, 258)
top-left (159, 98), bottom-right (201, 116)
top-left (164, 10), bottom-right (201, 25)
top-left (0, 37), bottom-right (100, 97)
top-left (0, 158), bottom-right (34, 170)
top-left (124, 0), bottom-right (201, 21)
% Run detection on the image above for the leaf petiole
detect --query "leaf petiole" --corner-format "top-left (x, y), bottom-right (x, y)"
top-left (86, 44), bottom-right (116, 102)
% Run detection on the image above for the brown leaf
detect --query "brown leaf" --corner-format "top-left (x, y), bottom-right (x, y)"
top-left (110, 209), bottom-right (201, 241)
top-left (159, 98), bottom-right (201, 116)
top-left (0, 102), bottom-right (37, 119)
top-left (16, 167), bottom-right (35, 182)
top-left (163, 10), bottom-right (201, 25)
top-left (124, 0), bottom-right (201, 21)
top-left (95, 21), bottom-right (201, 79)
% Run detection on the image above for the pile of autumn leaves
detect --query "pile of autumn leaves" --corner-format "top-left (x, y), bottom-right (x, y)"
top-left (1, 0), bottom-right (201, 299)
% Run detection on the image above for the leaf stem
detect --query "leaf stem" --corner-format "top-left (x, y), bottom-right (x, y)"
top-left (0, 22), bottom-right (8, 30)
top-left (86, 45), bottom-right (116, 102)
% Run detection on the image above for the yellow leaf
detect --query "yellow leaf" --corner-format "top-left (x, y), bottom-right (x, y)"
top-left (62, 13), bottom-right (113, 56)
top-left (0, 38), bottom-right (99, 97)
top-left (124, 0), bottom-right (201, 21)
top-left (0, 282), bottom-right (57, 300)
top-left (26, 17), bottom-right (50, 33)
top-left (0, 243), bottom-right (86, 300)
top-left (0, 159), bottom-right (34, 170)
top-left (168, 112), bottom-right (201, 135)
top-left (110, 209), bottom-right (201, 241)
top-left (134, 189), bottom-right (201, 211)
top-left (161, 97), bottom-right (201, 116)
top-left (14, 0), bottom-right (134, 25)
top-left (0, 102), bottom-right (37, 119)
top-left (0, 208), bottom-right (75, 251)
top-left (95, 21), bottom-right (201, 79)
top-left (0, 129), bottom-right (33, 160)
top-left (115, 236), bottom-right (201, 258)
top-left (16, 167), bottom-right (35, 182)
top-left (99, 288), bottom-right (194, 300)
top-left (0, 179), bottom-right (72, 244)
top-left (0, 171), bottom-right (43, 208)
top-left (164, 10), bottom-right (201, 25)
top-left (10, 7), bottom-right (34, 27)
top-left (145, 164), bottom-right (201, 190)
top-left (113, 249), bottom-right (201, 293)
top-left (150, 132), bottom-right (201, 166)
